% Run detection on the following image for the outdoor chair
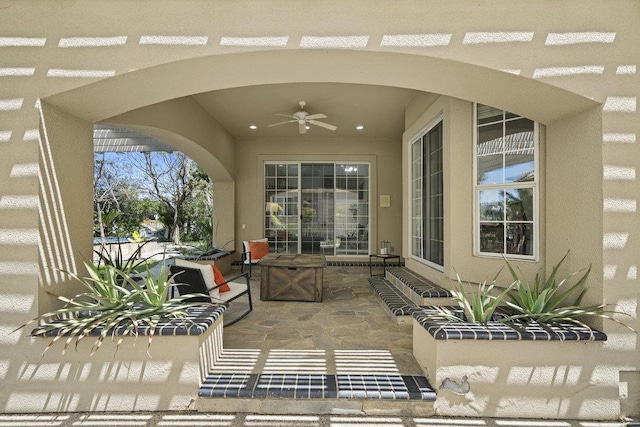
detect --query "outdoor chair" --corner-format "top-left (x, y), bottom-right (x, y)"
top-left (170, 259), bottom-right (253, 327)
top-left (241, 238), bottom-right (270, 277)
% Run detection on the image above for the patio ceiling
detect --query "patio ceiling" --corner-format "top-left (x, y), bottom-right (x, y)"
top-left (190, 83), bottom-right (419, 139)
top-left (95, 83), bottom-right (420, 151)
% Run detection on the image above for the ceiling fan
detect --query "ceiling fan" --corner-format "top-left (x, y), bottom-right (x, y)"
top-left (268, 101), bottom-right (337, 134)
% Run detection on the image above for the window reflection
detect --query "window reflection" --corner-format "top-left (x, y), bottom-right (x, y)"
top-left (476, 104), bottom-right (536, 258)
top-left (479, 188), bottom-right (533, 256)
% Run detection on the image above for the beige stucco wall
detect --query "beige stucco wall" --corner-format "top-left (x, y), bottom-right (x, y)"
top-left (37, 102), bottom-right (95, 314)
top-left (413, 322), bottom-right (619, 420)
top-left (0, 0), bottom-right (637, 418)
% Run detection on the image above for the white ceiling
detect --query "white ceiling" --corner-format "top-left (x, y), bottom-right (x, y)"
top-left (191, 83), bottom-right (419, 139)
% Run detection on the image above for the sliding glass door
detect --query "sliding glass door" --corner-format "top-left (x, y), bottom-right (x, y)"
top-left (264, 163), bottom-right (299, 254)
top-left (410, 120), bottom-right (444, 268)
top-left (264, 162), bottom-right (369, 256)
top-left (335, 164), bottom-right (369, 256)
top-left (300, 163), bottom-right (335, 254)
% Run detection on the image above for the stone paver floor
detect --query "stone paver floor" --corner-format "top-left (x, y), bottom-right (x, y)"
top-left (222, 265), bottom-right (422, 375)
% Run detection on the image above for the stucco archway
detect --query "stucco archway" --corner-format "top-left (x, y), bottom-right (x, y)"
top-left (41, 48), bottom-right (602, 295)
top-left (46, 49), bottom-right (597, 124)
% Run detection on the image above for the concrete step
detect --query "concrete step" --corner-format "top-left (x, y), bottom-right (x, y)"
top-left (385, 267), bottom-right (452, 306)
top-left (197, 373), bottom-right (436, 415)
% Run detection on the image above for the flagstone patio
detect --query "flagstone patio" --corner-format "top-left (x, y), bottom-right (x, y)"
top-left (221, 265), bottom-right (422, 376)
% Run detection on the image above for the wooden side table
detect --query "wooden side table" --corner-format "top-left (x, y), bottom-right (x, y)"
top-left (369, 254), bottom-right (401, 277)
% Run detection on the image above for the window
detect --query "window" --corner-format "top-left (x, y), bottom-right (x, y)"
top-left (411, 119), bottom-right (444, 268)
top-left (264, 162), bottom-right (369, 256)
top-left (475, 104), bottom-right (537, 259)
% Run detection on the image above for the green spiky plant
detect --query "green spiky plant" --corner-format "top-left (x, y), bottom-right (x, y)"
top-left (94, 240), bottom-right (153, 276)
top-left (502, 251), bottom-right (633, 330)
top-left (427, 269), bottom-right (513, 323)
top-left (13, 260), bottom-right (215, 357)
top-left (425, 253), bottom-right (633, 331)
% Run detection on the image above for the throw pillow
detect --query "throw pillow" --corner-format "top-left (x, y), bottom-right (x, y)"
top-left (211, 265), bottom-right (230, 292)
top-left (248, 239), bottom-right (269, 261)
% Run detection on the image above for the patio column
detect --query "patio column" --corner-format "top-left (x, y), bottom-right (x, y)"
top-left (546, 106), bottom-right (603, 310)
top-left (212, 181), bottom-right (235, 250)
top-left (38, 101), bottom-right (94, 312)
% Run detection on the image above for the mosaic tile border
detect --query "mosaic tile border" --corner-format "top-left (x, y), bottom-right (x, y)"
top-left (413, 308), bottom-right (607, 341)
top-left (233, 260), bottom-right (405, 267)
top-left (199, 373), bottom-right (436, 401)
top-left (386, 267), bottom-right (450, 298)
top-left (368, 277), bottom-right (418, 316)
top-left (34, 305), bottom-right (226, 337)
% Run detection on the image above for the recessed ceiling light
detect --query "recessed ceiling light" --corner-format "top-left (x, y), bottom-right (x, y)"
top-left (249, 125), bottom-right (257, 130)
top-left (356, 125), bottom-right (364, 131)
top-left (305, 125), bottom-right (310, 130)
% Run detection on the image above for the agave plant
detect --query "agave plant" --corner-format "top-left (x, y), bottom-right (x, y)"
top-left (94, 240), bottom-right (153, 276)
top-left (449, 269), bottom-right (513, 323)
top-left (13, 259), bottom-right (214, 357)
top-left (502, 251), bottom-right (633, 330)
top-left (426, 269), bottom-right (513, 323)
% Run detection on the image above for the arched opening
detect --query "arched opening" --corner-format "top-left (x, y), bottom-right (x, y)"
top-left (40, 48), bottom-right (603, 307)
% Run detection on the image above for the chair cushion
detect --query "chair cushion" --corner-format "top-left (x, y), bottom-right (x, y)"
top-left (218, 281), bottom-right (249, 302)
top-left (173, 258), bottom-right (220, 300)
top-left (212, 264), bottom-right (230, 292)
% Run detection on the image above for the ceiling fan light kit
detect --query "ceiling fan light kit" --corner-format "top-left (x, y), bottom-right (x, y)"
top-left (268, 101), bottom-right (337, 134)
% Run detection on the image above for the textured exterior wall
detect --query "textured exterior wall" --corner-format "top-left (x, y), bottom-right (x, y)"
top-left (0, 0), bottom-right (637, 417)
top-left (413, 321), bottom-right (617, 420)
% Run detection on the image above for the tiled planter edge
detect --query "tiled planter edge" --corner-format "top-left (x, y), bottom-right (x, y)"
top-left (412, 311), bottom-right (619, 420)
top-left (22, 306), bottom-right (225, 412)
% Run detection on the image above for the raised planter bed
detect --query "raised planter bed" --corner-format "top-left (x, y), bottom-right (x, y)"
top-left (412, 308), bottom-right (614, 420)
top-left (26, 306), bottom-right (226, 412)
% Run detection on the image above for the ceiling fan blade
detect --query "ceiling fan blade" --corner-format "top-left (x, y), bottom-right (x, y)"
top-left (308, 120), bottom-right (337, 131)
top-left (268, 120), bottom-right (296, 127)
top-left (275, 113), bottom-right (295, 119)
top-left (305, 113), bottom-right (327, 120)
top-left (299, 122), bottom-right (307, 134)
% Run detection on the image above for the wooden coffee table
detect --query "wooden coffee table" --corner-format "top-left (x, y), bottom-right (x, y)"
top-left (259, 253), bottom-right (326, 302)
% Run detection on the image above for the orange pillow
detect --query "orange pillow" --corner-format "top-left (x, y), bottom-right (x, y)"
top-left (211, 265), bottom-right (230, 292)
top-left (248, 240), bottom-right (269, 261)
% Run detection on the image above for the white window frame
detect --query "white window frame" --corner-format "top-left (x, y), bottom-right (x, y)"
top-left (409, 114), bottom-right (444, 271)
top-left (473, 104), bottom-right (539, 261)
top-left (264, 161), bottom-right (371, 257)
